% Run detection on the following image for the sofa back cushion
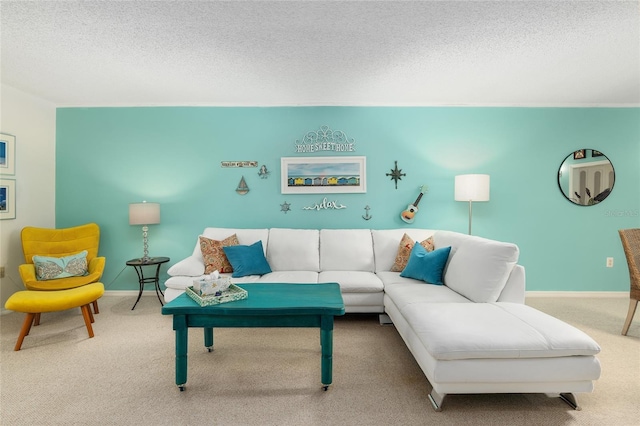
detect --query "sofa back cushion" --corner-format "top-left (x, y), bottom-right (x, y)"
top-left (434, 230), bottom-right (519, 303)
top-left (320, 229), bottom-right (374, 271)
top-left (267, 228), bottom-right (320, 271)
top-left (194, 228), bottom-right (269, 260)
top-left (371, 229), bottom-right (436, 272)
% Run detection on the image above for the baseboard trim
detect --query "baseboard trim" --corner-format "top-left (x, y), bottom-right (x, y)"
top-left (526, 291), bottom-right (627, 298)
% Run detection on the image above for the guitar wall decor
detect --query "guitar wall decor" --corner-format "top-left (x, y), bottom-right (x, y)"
top-left (400, 185), bottom-right (428, 223)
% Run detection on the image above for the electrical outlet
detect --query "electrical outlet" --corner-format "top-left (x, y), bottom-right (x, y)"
top-left (606, 257), bottom-right (614, 268)
top-left (0, 266), bottom-right (4, 278)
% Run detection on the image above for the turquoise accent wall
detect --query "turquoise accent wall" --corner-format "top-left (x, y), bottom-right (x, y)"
top-left (56, 107), bottom-right (640, 292)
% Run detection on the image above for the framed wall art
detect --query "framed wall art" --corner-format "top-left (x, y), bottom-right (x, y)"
top-left (0, 178), bottom-right (16, 220)
top-left (0, 133), bottom-right (16, 175)
top-left (281, 156), bottom-right (366, 194)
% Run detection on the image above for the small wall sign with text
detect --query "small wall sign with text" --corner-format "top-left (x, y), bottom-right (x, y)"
top-left (221, 161), bottom-right (258, 168)
top-left (303, 197), bottom-right (347, 211)
top-left (294, 125), bottom-right (356, 153)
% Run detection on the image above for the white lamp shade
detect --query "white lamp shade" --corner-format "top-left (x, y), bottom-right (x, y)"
top-left (129, 202), bottom-right (160, 225)
top-left (455, 174), bottom-right (490, 202)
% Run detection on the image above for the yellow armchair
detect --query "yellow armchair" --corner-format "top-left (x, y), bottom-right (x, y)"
top-left (19, 223), bottom-right (106, 313)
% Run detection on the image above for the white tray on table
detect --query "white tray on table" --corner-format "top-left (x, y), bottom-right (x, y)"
top-left (185, 284), bottom-right (248, 306)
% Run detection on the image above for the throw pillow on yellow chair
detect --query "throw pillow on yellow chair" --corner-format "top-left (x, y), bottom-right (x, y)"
top-left (19, 223), bottom-right (106, 313)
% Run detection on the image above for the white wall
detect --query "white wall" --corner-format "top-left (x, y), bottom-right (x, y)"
top-left (0, 85), bottom-right (56, 309)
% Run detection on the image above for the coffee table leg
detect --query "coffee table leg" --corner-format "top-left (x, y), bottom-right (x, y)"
top-left (175, 317), bottom-right (188, 391)
top-left (320, 315), bottom-right (334, 390)
top-left (204, 327), bottom-right (214, 352)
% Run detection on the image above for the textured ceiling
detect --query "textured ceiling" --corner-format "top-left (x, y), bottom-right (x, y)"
top-left (1, 1), bottom-right (639, 107)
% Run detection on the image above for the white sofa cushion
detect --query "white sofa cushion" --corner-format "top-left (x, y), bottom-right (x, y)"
top-left (319, 271), bottom-right (383, 292)
top-left (266, 228), bottom-right (319, 271)
top-left (167, 255), bottom-right (205, 277)
top-left (164, 272), bottom-right (264, 291)
top-left (384, 282), bottom-right (471, 307)
top-left (372, 229), bottom-right (436, 272)
top-left (164, 275), bottom-right (198, 290)
top-left (404, 302), bottom-right (601, 360)
top-left (434, 230), bottom-right (519, 303)
top-left (258, 271), bottom-right (318, 283)
top-left (320, 229), bottom-right (374, 271)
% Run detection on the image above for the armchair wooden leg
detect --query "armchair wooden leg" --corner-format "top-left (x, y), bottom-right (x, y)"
top-left (80, 305), bottom-right (95, 338)
top-left (15, 313), bottom-right (36, 351)
top-left (622, 299), bottom-right (638, 336)
top-left (34, 313), bottom-right (41, 326)
top-left (92, 300), bottom-right (99, 314)
top-left (87, 305), bottom-right (95, 323)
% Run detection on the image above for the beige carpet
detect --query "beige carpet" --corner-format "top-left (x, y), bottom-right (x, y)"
top-left (1, 295), bottom-right (638, 425)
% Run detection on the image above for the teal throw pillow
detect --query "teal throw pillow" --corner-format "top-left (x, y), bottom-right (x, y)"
top-left (33, 250), bottom-right (89, 281)
top-left (223, 241), bottom-right (272, 278)
top-left (400, 243), bottom-right (451, 285)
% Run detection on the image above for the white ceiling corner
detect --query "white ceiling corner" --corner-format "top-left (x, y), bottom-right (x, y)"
top-left (1, 0), bottom-right (638, 107)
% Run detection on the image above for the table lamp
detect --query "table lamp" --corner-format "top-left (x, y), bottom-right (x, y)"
top-left (129, 201), bottom-right (160, 262)
top-left (455, 174), bottom-right (490, 235)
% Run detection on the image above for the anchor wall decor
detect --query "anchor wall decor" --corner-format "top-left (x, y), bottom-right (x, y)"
top-left (362, 205), bottom-right (372, 220)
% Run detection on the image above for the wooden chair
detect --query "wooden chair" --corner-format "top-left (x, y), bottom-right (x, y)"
top-left (619, 229), bottom-right (640, 335)
top-left (19, 223), bottom-right (106, 316)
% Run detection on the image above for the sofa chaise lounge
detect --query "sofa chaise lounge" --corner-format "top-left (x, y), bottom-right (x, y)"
top-left (164, 228), bottom-right (601, 411)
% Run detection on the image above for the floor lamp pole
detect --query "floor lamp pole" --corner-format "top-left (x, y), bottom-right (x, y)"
top-left (455, 174), bottom-right (490, 237)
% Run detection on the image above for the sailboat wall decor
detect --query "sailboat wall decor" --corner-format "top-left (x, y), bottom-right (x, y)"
top-left (236, 176), bottom-right (249, 195)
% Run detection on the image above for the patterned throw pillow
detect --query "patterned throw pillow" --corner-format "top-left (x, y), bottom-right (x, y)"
top-left (200, 234), bottom-right (239, 274)
top-left (390, 234), bottom-right (435, 272)
top-left (33, 250), bottom-right (89, 280)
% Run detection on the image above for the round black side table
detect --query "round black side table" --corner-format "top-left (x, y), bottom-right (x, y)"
top-left (126, 256), bottom-right (170, 310)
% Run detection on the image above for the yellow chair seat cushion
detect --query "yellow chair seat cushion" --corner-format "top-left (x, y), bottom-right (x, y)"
top-left (5, 283), bottom-right (104, 313)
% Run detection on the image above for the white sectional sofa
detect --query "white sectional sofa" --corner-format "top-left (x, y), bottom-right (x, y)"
top-left (164, 228), bottom-right (524, 310)
top-left (164, 228), bottom-right (601, 411)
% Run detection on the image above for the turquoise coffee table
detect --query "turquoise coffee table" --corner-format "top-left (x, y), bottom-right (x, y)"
top-left (161, 283), bottom-right (345, 391)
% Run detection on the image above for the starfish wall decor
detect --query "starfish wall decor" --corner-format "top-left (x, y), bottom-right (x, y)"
top-left (280, 201), bottom-right (291, 214)
top-left (386, 160), bottom-right (406, 189)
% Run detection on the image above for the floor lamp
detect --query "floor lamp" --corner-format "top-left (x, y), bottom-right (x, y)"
top-left (455, 174), bottom-right (490, 235)
top-left (129, 201), bottom-right (161, 262)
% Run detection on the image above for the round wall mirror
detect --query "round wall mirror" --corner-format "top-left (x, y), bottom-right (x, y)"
top-left (558, 149), bottom-right (615, 206)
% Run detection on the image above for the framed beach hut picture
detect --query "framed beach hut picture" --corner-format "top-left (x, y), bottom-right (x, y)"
top-left (281, 156), bottom-right (366, 194)
top-left (0, 179), bottom-right (16, 220)
top-left (0, 133), bottom-right (16, 175)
